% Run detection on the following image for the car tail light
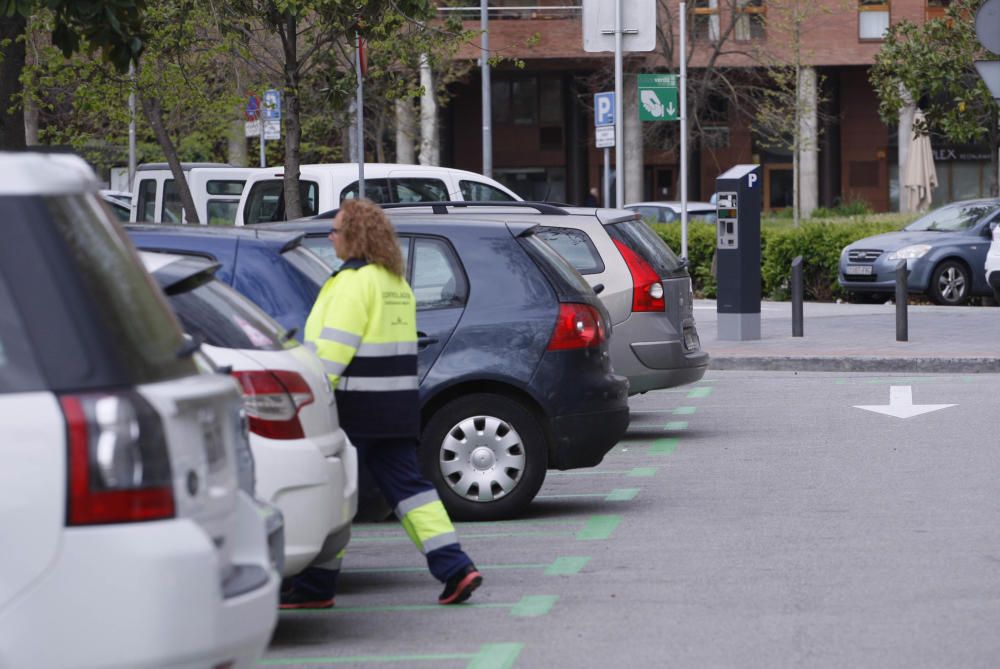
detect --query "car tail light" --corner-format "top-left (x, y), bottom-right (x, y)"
top-left (232, 370), bottom-right (314, 440)
top-left (613, 238), bottom-right (665, 312)
top-left (547, 302), bottom-right (606, 351)
top-left (60, 392), bottom-right (175, 526)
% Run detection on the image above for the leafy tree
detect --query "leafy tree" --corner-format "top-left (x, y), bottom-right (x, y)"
top-left (0, 0), bottom-right (145, 148)
top-left (870, 0), bottom-right (999, 196)
top-left (224, 0), bottom-right (444, 220)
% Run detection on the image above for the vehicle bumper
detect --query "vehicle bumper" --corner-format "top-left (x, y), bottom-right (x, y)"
top-left (549, 403), bottom-right (630, 470)
top-left (0, 493), bottom-right (278, 669)
top-left (251, 432), bottom-right (358, 576)
top-left (988, 270), bottom-right (1000, 292)
top-left (838, 256), bottom-right (933, 293)
top-left (610, 312), bottom-right (709, 394)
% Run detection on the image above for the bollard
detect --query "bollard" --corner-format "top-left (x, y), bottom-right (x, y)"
top-left (895, 260), bottom-right (908, 342)
top-left (791, 255), bottom-right (803, 337)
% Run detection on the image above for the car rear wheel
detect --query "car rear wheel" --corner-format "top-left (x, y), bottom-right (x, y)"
top-left (420, 393), bottom-right (547, 521)
top-left (929, 260), bottom-right (970, 306)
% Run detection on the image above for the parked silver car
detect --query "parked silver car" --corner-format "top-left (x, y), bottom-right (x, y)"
top-left (385, 202), bottom-right (709, 394)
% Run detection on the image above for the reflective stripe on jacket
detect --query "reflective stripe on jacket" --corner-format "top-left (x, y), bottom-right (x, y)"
top-left (305, 259), bottom-right (420, 438)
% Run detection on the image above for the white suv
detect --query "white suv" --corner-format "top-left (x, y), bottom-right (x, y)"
top-left (0, 153), bottom-right (278, 669)
top-left (142, 251), bottom-right (358, 575)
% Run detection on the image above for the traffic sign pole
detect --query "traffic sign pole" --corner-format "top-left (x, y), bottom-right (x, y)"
top-left (603, 148), bottom-right (610, 207)
top-left (614, 0), bottom-right (624, 208)
top-left (356, 32), bottom-right (366, 199)
top-left (680, 1), bottom-right (688, 259)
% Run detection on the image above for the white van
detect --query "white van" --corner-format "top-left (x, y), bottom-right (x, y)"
top-left (235, 163), bottom-right (521, 225)
top-left (130, 163), bottom-right (257, 225)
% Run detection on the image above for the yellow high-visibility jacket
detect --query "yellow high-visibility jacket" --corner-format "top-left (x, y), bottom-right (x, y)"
top-left (304, 259), bottom-right (419, 438)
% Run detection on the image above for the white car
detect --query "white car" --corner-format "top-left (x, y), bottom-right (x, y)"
top-left (624, 200), bottom-right (717, 225)
top-left (142, 251), bottom-right (358, 576)
top-left (987, 220), bottom-right (1000, 302)
top-left (0, 152), bottom-right (278, 669)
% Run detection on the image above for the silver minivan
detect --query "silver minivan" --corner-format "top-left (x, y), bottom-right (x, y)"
top-left (387, 202), bottom-right (709, 394)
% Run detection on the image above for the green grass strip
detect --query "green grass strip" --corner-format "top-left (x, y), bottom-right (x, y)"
top-left (576, 514), bottom-right (621, 540)
top-left (687, 386), bottom-right (712, 398)
top-left (673, 406), bottom-right (697, 415)
top-left (467, 643), bottom-right (524, 669)
top-left (545, 556), bottom-right (590, 575)
top-left (628, 467), bottom-right (658, 477)
top-left (664, 421), bottom-right (688, 431)
top-left (605, 488), bottom-right (639, 501)
top-left (510, 595), bottom-right (558, 617)
top-left (649, 437), bottom-right (679, 455)
top-left (259, 653), bottom-right (473, 665)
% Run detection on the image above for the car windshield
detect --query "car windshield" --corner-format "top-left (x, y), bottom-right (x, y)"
top-left (904, 203), bottom-right (998, 232)
top-left (169, 277), bottom-right (286, 351)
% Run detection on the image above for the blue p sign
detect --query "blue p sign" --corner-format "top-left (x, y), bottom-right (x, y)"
top-left (595, 92), bottom-right (615, 127)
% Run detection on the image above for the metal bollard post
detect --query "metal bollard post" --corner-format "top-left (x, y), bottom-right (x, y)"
top-left (895, 260), bottom-right (908, 342)
top-left (791, 255), bottom-right (803, 337)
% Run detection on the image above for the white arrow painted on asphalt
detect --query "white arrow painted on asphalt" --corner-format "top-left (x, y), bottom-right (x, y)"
top-left (853, 385), bottom-right (956, 419)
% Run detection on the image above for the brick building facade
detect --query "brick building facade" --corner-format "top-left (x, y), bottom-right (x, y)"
top-left (433, 0), bottom-right (981, 212)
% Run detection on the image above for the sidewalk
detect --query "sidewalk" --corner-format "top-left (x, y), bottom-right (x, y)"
top-left (694, 299), bottom-right (1000, 373)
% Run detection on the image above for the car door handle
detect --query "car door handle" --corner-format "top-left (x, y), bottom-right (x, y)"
top-left (417, 333), bottom-right (439, 349)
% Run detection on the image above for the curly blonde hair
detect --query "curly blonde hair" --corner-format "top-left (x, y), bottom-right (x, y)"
top-left (337, 198), bottom-right (405, 277)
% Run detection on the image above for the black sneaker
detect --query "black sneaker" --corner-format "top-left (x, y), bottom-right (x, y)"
top-left (279, 587), bottom-right (334, 610)
top-left (438, 565), bottom-right (483, 605)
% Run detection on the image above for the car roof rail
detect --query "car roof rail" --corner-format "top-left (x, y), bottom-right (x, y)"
top-left (380, 201), bottom-right (570, 216)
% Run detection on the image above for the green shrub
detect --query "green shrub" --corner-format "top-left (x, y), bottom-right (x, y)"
top-left (653, 218), bottom-right (902, 301)
top-left (811, 197), bottom-right (873, 219)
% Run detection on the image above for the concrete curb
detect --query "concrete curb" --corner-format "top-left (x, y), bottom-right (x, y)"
top-left (709, 356), bottom-right (1000, 373)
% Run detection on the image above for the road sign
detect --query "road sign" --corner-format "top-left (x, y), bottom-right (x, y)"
top-left (263, 89), bottom-right (281, 121)
top-left (596, 125), bottom-right (615, 148)
top-left (244, 119), bottom-right (261, 138)
top-left (263, 119), bottom-right (280, 141)
top-left (245, 94), bottom-right (260, 121)
top-left (638, 73), bottom-right (679, 121)
top-left (582, 0), bottom-right (657, 53)
top-left (976, 0), bottom-right (1000, 54)
top-left (595, 92), bottom-right (615, 126)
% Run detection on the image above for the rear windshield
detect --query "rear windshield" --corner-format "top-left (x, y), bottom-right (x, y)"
top-left (301, 234), bottom-right (339, 270)
top-left (169, 278), bottom-right (285, 351)
top-left (519, 232), bottom-right (594, 299)
top-left (0, 275), bottom-right (45, 393)
top-left (49, 194), bottom-right (195, 382)
top-left (282, 245), bottom-right (333, 285)
top-left (606, 218), bottom-right (685, 276)
top-left (534, 226), bottom-right (605, 275)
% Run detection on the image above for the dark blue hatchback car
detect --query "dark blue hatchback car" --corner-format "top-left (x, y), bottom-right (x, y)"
top-left (257, 216), bottom-right (630, 520)
top-left (125, 224), bottom-right (331, 338)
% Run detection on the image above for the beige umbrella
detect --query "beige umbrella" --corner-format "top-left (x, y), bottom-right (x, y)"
top-left (902, 109), bottom-right (938, 213)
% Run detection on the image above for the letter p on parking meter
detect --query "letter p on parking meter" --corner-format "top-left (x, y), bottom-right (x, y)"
top-left (715, 164), bottom-right (762, 341)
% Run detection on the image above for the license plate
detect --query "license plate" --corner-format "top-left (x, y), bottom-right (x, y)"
top-left (846, 264), bottom-right (873, 276)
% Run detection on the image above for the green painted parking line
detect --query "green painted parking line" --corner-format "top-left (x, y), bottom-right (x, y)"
top-left (468, 643), bottom-right (524, 669)
top-left (649, 438), bottom-right (679, 455)
top-left (604, 487), bottom-right (639, 501)
top-left (350, 530), bottom-right (575, 544)
top-left (544, 556), bottom-right (590, 575)
top-left (663, 421), bottom-right (688, 431)
top-left (576, 514), bottom-right (621, 540)
top-left (687, 386), bottom-right (712, 398)
top-left (510, 595), bottom-right (559, 617)
top-left (673, 406), bottom-right (697, 415)
top-left (628, 466), bottom-right (658, 477)
top-left (259, 643), bottom-right (525, 668)
top-left (548, 467), bottom-right (658, 477)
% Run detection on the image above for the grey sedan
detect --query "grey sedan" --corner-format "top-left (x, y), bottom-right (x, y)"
top-left (838, 199), bottom-right (1000, 305)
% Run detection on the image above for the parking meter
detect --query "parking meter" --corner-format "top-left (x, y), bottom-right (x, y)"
top-left (715, 164), bottom-right (761, 340)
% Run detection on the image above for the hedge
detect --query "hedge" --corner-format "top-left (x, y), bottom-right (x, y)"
top-left (652, 217), bottom-right (905, 301)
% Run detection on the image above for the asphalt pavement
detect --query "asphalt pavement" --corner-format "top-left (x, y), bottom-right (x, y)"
top-left (695, 299), bottom-right (1000, 373)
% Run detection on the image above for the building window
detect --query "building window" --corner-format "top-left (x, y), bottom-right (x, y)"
top-left (735, 0), bottom-right (765, 41)
top-left (859, 0), bottom-right (890, 40)
top-left (491, 76), bottom-right (563, 128)
top-left (693, 0), bottom-right (719, 42)
top-left (926, 0), bottom-right (950, 21)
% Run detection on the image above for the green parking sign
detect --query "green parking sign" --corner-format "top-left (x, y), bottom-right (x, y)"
top-left (638, 73), bottom-right (679, 122)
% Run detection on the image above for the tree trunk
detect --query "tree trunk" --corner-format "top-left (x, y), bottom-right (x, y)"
top-left (419, 54), bottom-right (439, 166)
top-left (396, 98), bottom-right (416, 163)
top-left (280, 11), bottom-right (303, 220)
top-left (227, 61), bottom-right (248, 167)
top-left (0, 14), bottom-right (27, 150)
top-left (139, 92), bottom-right (200, 224)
